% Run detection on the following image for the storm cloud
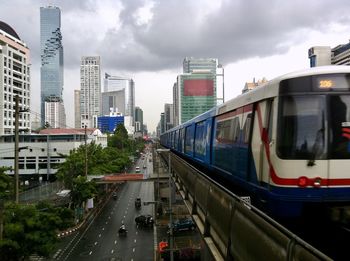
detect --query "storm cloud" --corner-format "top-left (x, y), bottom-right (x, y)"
top-left (2, 0), bottom-right (350, 72)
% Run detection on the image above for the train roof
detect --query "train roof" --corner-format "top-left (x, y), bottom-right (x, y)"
top-left (218, 65), bottom-right (350, 114)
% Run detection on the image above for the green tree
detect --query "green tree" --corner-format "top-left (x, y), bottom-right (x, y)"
top-left (108, 124), bottom-right (129, 149)
top-left (1, 202), bottom-right (60, 259)
top-left (71, 176), bottom-right (97, 208)
top-left (0, 167), bottom-right (13, 200)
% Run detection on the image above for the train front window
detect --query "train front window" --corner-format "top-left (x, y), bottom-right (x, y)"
top-left (329, 95), bottom-right (350, 159)
top-left (277, 95), bottom-right (327, 159)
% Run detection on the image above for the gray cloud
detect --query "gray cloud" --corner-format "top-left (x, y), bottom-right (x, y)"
top-left (100, 0), bottom-right (350, 71)
top-left (2, 0), bottom-right (350, 73)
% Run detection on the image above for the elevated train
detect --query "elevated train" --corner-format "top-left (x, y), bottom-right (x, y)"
top-left (160, 66), bottom-right (350, 220)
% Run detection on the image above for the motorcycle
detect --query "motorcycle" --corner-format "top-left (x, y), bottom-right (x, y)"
top-left (118, 225), bottom-right (127, 236)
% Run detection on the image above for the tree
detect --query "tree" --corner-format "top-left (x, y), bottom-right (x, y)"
top-left (71, 176), bottom-right (97, 208)
top-left (109, 124), bottom-right (129, 150)
top-left (0, 167), bottom-right (13, 200)
top-left (1, 202), bottom-right (61, 259)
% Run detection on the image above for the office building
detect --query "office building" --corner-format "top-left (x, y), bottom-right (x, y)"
top-left (309, 40), bottom-right (350, 67)
top-left (40, 6), bottom-right (65, 127)
top-left (134, 106), bottom-right (143, 133)
top-left (183, 57), bottom-right (218, 74)
top-left (164, 103), bottom-right (174, 131)
top-left (97, 113), bottom-right (124, 133)
top-left (80, 56), bottom-right (101, 128)
top-left (173, 57), bottom-right (219, 125)
top-left (0, 21), bottom-right (31, 135)
top-left (74, 89), bottom-right (80, 128)
top-left (102, 73), bottom-right (135, 119)
top-left (44, 96), bottom-right (66, 128)
top-left (175, 71), bottom-right (216, 124)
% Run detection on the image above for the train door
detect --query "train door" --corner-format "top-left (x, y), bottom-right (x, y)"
top-left (251, 99), bottom-right (275, 186)
top-left (237, 104), bottom-right (254, 181)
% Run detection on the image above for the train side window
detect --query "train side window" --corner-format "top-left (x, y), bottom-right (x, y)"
top-left (233, 117), bottom-right (240, 143)
top-left (243, 114), bottom-right (252, 144)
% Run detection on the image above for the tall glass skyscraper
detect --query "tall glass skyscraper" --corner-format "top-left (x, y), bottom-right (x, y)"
top-left (40, 6), bottom-right (64, 127)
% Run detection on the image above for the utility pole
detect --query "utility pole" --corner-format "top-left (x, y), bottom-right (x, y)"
top-left (47, 134), bottom-right (50, 181)
top-left (14, 95), bottom-right (20, 203)
top-left (85, 125), bottom-right (88, 176)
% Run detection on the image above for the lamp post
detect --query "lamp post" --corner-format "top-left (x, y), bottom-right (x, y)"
top-left (156, 148), bottom-right (173, 261)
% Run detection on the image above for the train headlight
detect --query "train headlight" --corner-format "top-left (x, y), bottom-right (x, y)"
top-left (313, 177), bottom-right (322, 187)
top-left (297, 176), bottom-right (309, 187)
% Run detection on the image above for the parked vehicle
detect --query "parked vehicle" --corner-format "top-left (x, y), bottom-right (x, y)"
top-left (135, 166), bottom-right (140, 173)
top-left (135, 214), bottom-right (154, 227)
top-left (168, 218), bottom-right (196, 233)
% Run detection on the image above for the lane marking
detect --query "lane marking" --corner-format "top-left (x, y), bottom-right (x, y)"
top-left (89, 251), bottom-right (92, 255)
top-left (94, 242), bottom-right (98, 245)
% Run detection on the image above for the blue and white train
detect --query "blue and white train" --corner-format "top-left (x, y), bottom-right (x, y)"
top-left (160, 66), bottom-right (350, 219)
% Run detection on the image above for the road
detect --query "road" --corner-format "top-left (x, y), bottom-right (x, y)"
top-left (56, 180), bottom-right (155, 261)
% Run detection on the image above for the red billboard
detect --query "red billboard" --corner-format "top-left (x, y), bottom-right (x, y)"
top-left (184, 79), bottom-right (214, 96)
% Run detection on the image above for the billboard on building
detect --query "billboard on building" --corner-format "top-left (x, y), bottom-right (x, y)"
top-left (184, 79), bottom-right (214, 96)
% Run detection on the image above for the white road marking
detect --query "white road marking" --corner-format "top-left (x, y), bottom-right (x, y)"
top-left (102, 227), bottom-right (105, 230)
top-left (134, 239), bottom-right (137, 243)
top-left (89, 251), bottom-right (92, 255)
top-left (98, 234), bottom-right (101, 237)
top-left (94, 242), bottom-right (98, 245)
top-left (133, 248), bottom-right (135, 252)
top-left (111, 249), bottom-right (114, 254)
top-left (114, 240), bottom-right (117, 244)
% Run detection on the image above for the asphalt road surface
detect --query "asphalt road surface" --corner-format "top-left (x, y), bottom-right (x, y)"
top-left (57, 181), bottom-right (155, 261)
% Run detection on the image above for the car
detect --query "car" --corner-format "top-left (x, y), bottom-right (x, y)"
top-left (135, 214), bottom-right (154, 227)
top-left (135, 197), bottom-right (141, 209)
top-left (135, 166), bottom-right (140, 173)
top-left (168, 218), bottom-right (196, 233)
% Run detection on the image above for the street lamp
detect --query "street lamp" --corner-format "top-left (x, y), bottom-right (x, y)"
top-left (156, 148), bottom-right (173, 261)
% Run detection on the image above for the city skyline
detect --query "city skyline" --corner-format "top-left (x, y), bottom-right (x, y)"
top-left (1, 0), bottom-right (350, 132)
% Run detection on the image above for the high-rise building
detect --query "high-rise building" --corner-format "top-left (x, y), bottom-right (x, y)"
top-left (102, 73), bottom-right (135, 124)
top-left (183, 57), bottom-right (218, 74)
top-left (134, 106), bottom-right (143, 133)
top-left (175, 71), bottom-right (216, 124)
top-left (44, 96), bottom-right (66, 128)
top-left (80, 56), bottom-right (101, 128)
top-left (164, 103), bottom-right (174, 131)
top-left (40, 6), bottom-right (64, 127)
top-left (308, 41), bottom-right (350, 67)
top-left (0, 21), bottom-right (31, 135)
top-left (173, 57), bottom-right (219, 125)
top-left (74, 89), bottom-right (80, 128)
top-left (173, 82), bottom-right (179, 126)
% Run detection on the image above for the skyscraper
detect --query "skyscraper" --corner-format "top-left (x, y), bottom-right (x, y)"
top-left (164, 103), bottom-right (174, 131)
top-left (0, 21), bottom-right (31, 135)
top-left (74, 89), bottom-right (81, 128)
top-left (134, 106), bottom-right (143, 133)
top-left (102, 73), bottom-right (135, 124)
top-left (40, 6), bottom-right (64, 127)
top-left (80, 56), bottom-right (101, 128)
top-left (173, 57), bottom-right (218, 124)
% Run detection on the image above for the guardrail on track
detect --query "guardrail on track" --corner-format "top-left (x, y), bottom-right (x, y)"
top-left (158, 151), bottom-right (331, 261)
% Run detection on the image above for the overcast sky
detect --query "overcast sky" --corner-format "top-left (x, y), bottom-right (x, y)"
top-left (1, 0), bottom-right (350, 132)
